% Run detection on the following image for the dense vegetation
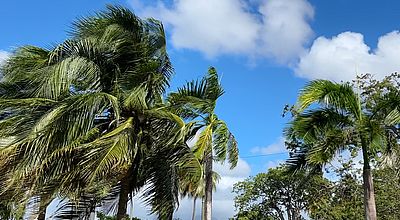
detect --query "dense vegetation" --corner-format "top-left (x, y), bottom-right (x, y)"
top-left (233, 73), bottom-right (400, 220)
top-left (0, 6), bottom-right (237, 220)
top-left (1, 4), bottom-right (400, 220)
top-left (234, 155), bottom-right (400, 220)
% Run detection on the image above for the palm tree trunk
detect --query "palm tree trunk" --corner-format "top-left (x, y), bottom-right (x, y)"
top-left (37, 208), bottom-right (46, 220)
top-left (273, 206), bottom-right (285, 220)
top-left (37, 196), bottom-right (50, 220)
top-left (117, 177), bottom-right (130, 220)
top-left (203, 151), bottom-right (213, 220)
top-left (192, 197), bottom-right (197, 220)
top-left (361, 141), bottom-right (377, 220)
top-left (201, 197), bottom-right (205, 220)
top-left (287, 207), bottom-right (291, 220)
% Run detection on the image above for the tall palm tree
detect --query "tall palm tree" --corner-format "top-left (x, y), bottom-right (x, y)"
top-left (178, 154), bottom-right (220, 220)
top-left (0, 6), bottom-right (191, 219)
top-left (286, 80), bottom-right (400, 220)
top-left (169, 67), bottom-right (238, 220)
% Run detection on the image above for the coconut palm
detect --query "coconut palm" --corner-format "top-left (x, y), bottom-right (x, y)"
top-left (168, 67), bottom-right (238, 220)
top-left (0, 6), bottom-right (191, 219)
top-left (0, 45), bottom-right (59, 219)
top-left (285, 80), bottom-right (400, 220)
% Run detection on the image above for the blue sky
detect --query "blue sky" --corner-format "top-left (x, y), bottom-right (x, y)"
top-left (1, 0), bottom-right (400, 219)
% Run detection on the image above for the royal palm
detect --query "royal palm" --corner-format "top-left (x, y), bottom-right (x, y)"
top-left (169, 67), bottom-right (238, 220)
top-left (286, 80), bottom-right (399, 220)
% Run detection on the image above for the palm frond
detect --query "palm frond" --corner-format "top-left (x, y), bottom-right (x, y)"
top-left (298, 80), bottom-right (361, 119)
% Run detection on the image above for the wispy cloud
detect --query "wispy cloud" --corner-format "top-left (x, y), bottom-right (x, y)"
top-left (251, 136), bottom-right (287, 155)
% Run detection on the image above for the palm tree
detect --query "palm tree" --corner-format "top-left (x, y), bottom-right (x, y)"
top-left (0, 6), bottom-right (191, 219)
top-left (178, 153), bottom-right (220, 220)
top-left (0, 45), bottom-right (59, 220)
top-left (286, 80), bottom-right (400, 220)
top-left (169, 67), bottom-right (238, 220)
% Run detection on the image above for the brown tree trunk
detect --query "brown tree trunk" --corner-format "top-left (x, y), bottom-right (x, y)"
top-left (117, 177), bottom-right (130, 220)
top-left (361, 141), bottom-right (377, 220)
top-left (363, 167), bottom-right (377, 220)
top-left (192, 197), bottom-right (197, 220)
top-left (37, 196), bottom-right (50, 220)
top-left (203, 151), bottom-right (213, 220)
top-left (37, 208), bottom-right (46, 220)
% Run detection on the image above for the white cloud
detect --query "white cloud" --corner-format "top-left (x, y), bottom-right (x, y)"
top-left (0, 50), bottom-right (9, 66)
top-left (0, 50), bottom-right (9, 79)
top-left (0, 50), bottom-right (8, 61)
top-left (135, 0), bottom-right (314, 63)
top-left (251, 136), bottom-right (287, 155)
top-left (214, 157), bottom-right (251, 178)
top-left (132, 1), bottom-right (400, 81)
top-left (296, 31), bottom-right (400, 81)
top-left (258, 0), bottom-right (314, 63)
top-left (266, 160), bottom-right (284, 170)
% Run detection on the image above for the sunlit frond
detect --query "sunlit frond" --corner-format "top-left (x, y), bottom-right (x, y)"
top-left (298, 80), bottom-right (361, 119)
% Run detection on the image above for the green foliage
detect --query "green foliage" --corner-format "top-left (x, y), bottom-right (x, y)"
top-left (97, 212), bottom-right (141, 220)
top-left (310, 157), bottom-right (400, 220)
top-left (373, 167), bottom-right (400, 219)
top-left (285, 75), bottom-right (400, 219)
top-left (234, 157), bottom-right (400, 220)
top-left (309, 158), bottom-right (364, 220)
top-left (354, 73), bottom-right (400, 165)
top-left (169, 67), bottom-right (238, 219)
top-left (233, 165), bottom-right (328, 220)
top-left (0, 5), bottom-right (194, 219)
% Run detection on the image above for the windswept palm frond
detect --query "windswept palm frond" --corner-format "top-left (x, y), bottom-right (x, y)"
top-left (298, 80), bottom-right (361, 119)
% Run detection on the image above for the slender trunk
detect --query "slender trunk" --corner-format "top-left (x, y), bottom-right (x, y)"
top-left (287, 207), bottom-right (291, 220)
top-left (117, 177), bottom-right (130, 220)
top-left (89, 211), bottom-right (96, 220)
top-left (201, 196), bottom-right (205, 220)
top-left (287, 196), bottom-right (292, 220)
top-left (203, 151), bottom-right (213, 220)
top-left (273, 207), bottom-right (285, 220)
top-left (361, 140), bottom-right (377, 220)
top-left (192, 197), bottom-right (197, 220)
top-left (130, 196), bottom-right (134, 219)
top-left (37, 196), bottom-right (50, 220)
top-left (37, 207), bottom-right (46, 220)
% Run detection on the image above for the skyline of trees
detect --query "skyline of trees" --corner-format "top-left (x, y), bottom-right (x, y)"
top-left (0, 4), bottom-right (400, 220)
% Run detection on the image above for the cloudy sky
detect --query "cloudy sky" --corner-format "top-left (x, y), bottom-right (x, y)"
top-left (1, 0), bottom-right (400, 219)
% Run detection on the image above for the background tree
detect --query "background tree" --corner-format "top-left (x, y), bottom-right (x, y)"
top-left (309, 155), bottom-right (400, 220)
top-left (285, 79), bottom-right (400, 220)
top-left (233, 165), bottom-right (328, 220)
top-left (308, 157), bottom-right (364, 220)
top-left (353, 73), bottom-right (400, 168)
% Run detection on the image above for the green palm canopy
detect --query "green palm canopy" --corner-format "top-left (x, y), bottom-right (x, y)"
top-left (286, 79), bottom-right (400, 220)
top-left (168, 67), bottom-right (238, 220)
top-left (0, 5), bottom-right (194, 220)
